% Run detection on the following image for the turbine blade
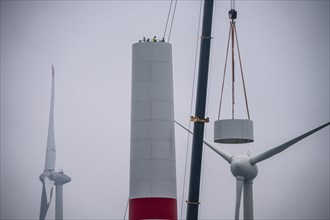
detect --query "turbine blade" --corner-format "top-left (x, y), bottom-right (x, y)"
top-left (235, 177), bottom-right (244, 220)
top-left (250, 122), bottom-right (330, 165)
top-left (39, 178), bottom-right (54, 220)
top-left (39, 185), bottom-right (49, 220)
top-left (44, 66), bottom-right (56, 171)
top-left (44, 176), bottom-right (54, 204)
top-left (175, 120), bottom-right (233, 163)
top-left (203, 139), bottom-right (233, 163)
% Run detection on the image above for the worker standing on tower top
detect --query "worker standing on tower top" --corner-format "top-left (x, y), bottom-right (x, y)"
top-left (152, 36), bottom-right (157, 42)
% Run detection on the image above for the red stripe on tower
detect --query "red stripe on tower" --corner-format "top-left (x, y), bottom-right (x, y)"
top-left (129, 41), bottom-right (177, 219)
top-left (129, 198), bottom-right (177, 220)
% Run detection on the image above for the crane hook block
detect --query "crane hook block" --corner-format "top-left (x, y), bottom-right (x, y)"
top-left (229, 9), bottom-right (237, 20)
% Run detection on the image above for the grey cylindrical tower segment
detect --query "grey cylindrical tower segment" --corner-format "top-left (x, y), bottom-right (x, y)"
top-left (55, 185), bottom-right (63, 220)
top-left (129, 42), bottom-right (177, 220)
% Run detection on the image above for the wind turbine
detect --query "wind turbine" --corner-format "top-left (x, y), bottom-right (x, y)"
top-left (175, 121), bottom-right (330, 220)
top-left (39, 65), bottom-right (71, 220)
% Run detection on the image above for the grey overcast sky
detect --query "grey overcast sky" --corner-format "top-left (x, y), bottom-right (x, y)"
top-left (1, 0), bottom-right (329, 219)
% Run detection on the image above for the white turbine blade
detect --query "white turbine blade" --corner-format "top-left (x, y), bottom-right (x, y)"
top-left (203, 139), bottom-right (233, 163)
top-left (175, 120), bottom-right (233, 163)
top-left (44, 65), bottom-right (56, 171)
top-left (39, 176), bottom-right (54, 220)
top-left (39, 184), bottom-right (49, 220)
top-left (44, 176), bottom-right (54, 204)
top-left (250, 122), bottom-right (330, 165)
top-left (235, 177), bottom-right (244, 220)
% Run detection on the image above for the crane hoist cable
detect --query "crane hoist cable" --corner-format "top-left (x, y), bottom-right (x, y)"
top-left (163, 0), bottom-right (178, 42)
top-left (163, 0), bottom-right (174, 40)
top-left (217, 0), bottom-right (250, 120)
top-left (167, 0), bottom-right (178, 42)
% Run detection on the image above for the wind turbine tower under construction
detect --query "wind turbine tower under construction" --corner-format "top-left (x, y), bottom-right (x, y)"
top-left (129, 41), bottom-right (177, 220)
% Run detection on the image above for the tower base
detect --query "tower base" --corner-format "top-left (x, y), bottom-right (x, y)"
top-left (129, 197), bottom-right (177, 220)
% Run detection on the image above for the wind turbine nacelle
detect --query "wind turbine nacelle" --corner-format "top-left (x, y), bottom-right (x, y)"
top-left (40, 171), bottom-right (71, 185)
top-left (214, 119), bottom-right (254, 144)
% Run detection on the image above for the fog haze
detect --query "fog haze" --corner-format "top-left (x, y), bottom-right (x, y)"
top-left (1, 1), bottom-right (329, 219)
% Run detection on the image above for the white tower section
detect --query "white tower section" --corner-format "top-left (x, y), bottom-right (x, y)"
top-left (129, 42), bottom-right (177, 219)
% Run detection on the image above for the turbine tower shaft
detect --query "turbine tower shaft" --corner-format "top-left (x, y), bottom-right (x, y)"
top-left (243, 180), bottom-right (253, 220)
top-left (129, 42), bottom-right (177, 220)
top-left (55, 185), bottom-right (63, 220)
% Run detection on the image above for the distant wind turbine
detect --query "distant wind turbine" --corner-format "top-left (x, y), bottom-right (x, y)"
top-left (39, 66), bottom-right (71, 220)
top-left (175, 121), bottom-right (330, 220)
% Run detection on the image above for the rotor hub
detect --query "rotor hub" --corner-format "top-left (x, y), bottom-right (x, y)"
top-left (230, 155), bottom-right (258, 181)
